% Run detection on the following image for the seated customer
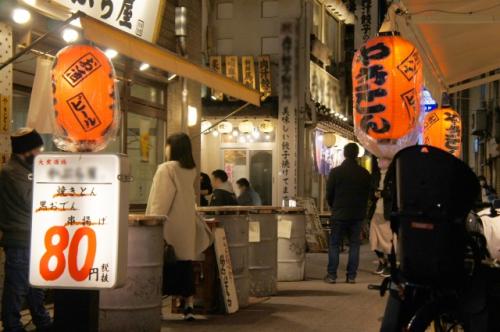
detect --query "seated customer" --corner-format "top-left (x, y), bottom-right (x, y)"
top-left (210, 170), bottom-right (238, 206)
top-left (236, 178), bottom-right (262, 206)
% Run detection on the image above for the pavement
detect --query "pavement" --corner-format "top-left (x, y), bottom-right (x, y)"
top-left (161, 244), bottom-right (388, 332)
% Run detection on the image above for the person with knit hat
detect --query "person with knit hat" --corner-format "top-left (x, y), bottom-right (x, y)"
top-left (0, 128), bottom-right (52, 332)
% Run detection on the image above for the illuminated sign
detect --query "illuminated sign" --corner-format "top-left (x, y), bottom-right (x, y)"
top-left (30, 153), bottom-right (129, 289)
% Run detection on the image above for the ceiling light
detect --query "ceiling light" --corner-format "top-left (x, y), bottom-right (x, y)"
top-left (12, 8), bottom-right (31, 24)
top-left (211, 95), bottom-right (217, 100)
top-left (232, 130), bottom-right (239, 137)
top-left (70, 18), bottom-right (82, 28)
top-left (168, 74), bottom-right (177, 81)
top-left (212, 130), bottom-right (219, 137)
top-left (139, 63), bottom-right (150, 71)
top-left (105, 49), bottom-right (118, 59)
top-left (265, 134), bottom-right (271, 140)
top-left (62, 28), bottom-right (79, 43)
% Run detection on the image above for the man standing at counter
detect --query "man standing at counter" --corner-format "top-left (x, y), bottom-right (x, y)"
top-left (324, 143), bottom-right (370, 284)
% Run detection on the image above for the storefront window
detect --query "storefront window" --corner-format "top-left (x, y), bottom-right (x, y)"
top-left (127, 112), bottom-right (159, 205)
top-left (131, 83), bottom-right (164, 105)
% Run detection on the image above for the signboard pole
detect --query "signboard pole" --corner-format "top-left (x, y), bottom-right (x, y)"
top-left (54, 290), bottom-right (99, 332)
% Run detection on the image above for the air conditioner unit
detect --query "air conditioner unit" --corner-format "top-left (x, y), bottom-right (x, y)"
top-left (472, 109), bottom-right (487, 135)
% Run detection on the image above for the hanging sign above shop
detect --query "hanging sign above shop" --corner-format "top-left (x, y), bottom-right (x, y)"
top-left (310, 62), bottom-right (343, 113)
top-left (210, 56), bottom-right (224, 101)
top-left (30, 153), bottom-right (129, 289)
top-left (258, 56), bottom-right (272, 101)
top-left (242, 56), bottom-right (256, 90)
top-left (51, 0), bottom-right (164, 43)
top-left (354, 0), bottom-right (379, 50)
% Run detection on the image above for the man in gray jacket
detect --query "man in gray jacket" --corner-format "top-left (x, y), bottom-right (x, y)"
top-left (0, 128), bottom-right (52, 332)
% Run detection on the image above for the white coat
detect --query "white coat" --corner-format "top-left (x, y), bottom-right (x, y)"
top-left (146, 161), bottom-right (197, 261)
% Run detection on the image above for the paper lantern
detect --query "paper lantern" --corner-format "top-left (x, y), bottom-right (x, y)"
top-left (352, 33), bottom-right (423, 158)
top-left (259, 120), bottom-right (274, 133)
top-left (423, 107), bottom-right (462, 157)
top-left (323, 132), bottom-right (336, 148)
top-left (218, 121), bottom-right (233, 134)
top-left (201, 120), bottom-right (213, 133)
top-left (238, 120), bottom-right (254, 133)
top-left (52, 44), bottom-right (120, 152)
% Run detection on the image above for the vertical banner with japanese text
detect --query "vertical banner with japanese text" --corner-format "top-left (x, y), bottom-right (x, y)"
top-left (210, 56), bottom-right (224, 101)
top-left (278, 21), bottom-right (298, 204)
top-left (30, 154), bottom-right (128, 289)
top-left (258, 55), bottom-right (272, 101)
top-left (354, 0), bottom-right (379, 50)
top-left (0, 22), bottom-right (12, 166)
top-left (241, 56), bottom-right (256, 90)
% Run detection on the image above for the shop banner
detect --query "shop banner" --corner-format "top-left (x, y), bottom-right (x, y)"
top-left (258, 55), bottom-right (272, 101)
top-left (210, 56), bottom-right (224, 101)
top-left (52, 0), bottom-right (164, 43)
top-left (30, 153), bottom-right (129, 289)
top-left (310, 61), bottom-right (343, 113)
top-left (354, 0), bottom-right (379, 50)
top-left (241, 56), bottom-right (256, 90)
top-left (278, 21), bottom-right (297, 203)
top-left (0, 95), bottom-right (10, 134)
top-left (225, 56), bottom-right (239, 101)
top-left (27, 57), bottom-right (55, 134)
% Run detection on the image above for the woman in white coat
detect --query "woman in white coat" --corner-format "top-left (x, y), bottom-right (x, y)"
top-left (146, 133), bottom-right (197, 320)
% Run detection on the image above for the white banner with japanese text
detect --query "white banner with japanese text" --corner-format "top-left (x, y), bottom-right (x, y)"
top-left (278, 21), bottom-right (297, 204)
top-left (354, 0), bottom-right (379, 50)
top-left (30, 153), bottom-right (129, 289)
top-left (310, 61), bottom-right (344, 113)
top-left (53, 0), bottom-right (164, 43)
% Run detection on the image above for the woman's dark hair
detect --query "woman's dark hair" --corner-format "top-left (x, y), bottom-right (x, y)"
top-left (212, 169), bottom-right (228, 182)
top-left (236, 178), bottom-right (250, 189)
top-left (166, 133), bottom-right (196, 169)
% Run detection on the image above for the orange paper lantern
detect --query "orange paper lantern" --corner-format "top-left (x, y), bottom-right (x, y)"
top-left (52, 44), bottom-right (119, 152)
top-left (423, 108), bottom-right (462, 158)
top-left (352, 33), bottom-right (423, 158)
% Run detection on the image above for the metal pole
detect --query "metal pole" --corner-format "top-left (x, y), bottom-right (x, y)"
top-left (192, 102), bottom-right (251, 139)
top-left (0, 12), bottom-right (82, 71)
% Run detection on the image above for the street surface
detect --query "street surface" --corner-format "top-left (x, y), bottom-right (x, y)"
top-left (162, 245), bottom-right (387, 332)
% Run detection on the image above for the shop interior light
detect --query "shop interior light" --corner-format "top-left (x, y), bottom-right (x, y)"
top-left (218, 121), bottom-right (233, 134)
top-left (201, 120), bottom-right (212, 133)
top-left (187, 105), bottom-right (198, 127)
top-left (168, 74), bottom-right (178, 81)
top-left (252, 129), bottom-right (260, 139)
top-left (232, 130), bottom-right (239, 137)
top-left (105, 49), bottom-right (118, 59)
top-left (357, 144), bottom-right (366, 158)
top-left (265, 134), bottom-right (271, 141)
top-left (139, 63), bottom-right (150, 71)
top-left (238, 120), bottom-right (254, 134)
top-left (12, 8), bottom-right (31, 24)
top-left (212, 130), bottom-right (219, 137)
top-left (239, 136), bottom-right (247, 143)
top-left (70, 18), bottom-right (82, 28)
top-left (62, 28), bottom-right (79, 43)
top-left (211, 95), bottom-right (217, 100)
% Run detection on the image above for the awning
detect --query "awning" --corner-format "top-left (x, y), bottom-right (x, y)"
top-left (392, 1), bottom-right (500, 95)
top-left (79, 14), bottom-right (260, 106)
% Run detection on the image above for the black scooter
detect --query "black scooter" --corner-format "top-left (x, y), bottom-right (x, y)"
top-left (370, 145), bottom-right (493, 332)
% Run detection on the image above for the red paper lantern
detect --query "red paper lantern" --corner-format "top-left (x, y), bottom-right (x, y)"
top-left (352, 33), bottom-right (423, 158)
top-left (52, 44), bottom-right (120, 152)
top-left (423, 107), bottom-right (462, 158)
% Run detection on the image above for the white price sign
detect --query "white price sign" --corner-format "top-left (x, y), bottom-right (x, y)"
top-left (30, 153), bottom-right (129, 289)
top-left (52, 0), bottom-right (164, 43)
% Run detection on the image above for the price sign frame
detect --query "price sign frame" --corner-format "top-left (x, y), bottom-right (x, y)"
top-left (29, 153), bottom-right (129, 289)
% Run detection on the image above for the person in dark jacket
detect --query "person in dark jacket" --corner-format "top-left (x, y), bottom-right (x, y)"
top-left (210, 170), bottom-right (238, 206)
top-left (0, 128), bottom-right (52, 332)
top-left (324, 143), bottom-right (371, 284)
top-left (236, 178), bottom-right (262, 206)
top-left (200, 172), bottom-right (212, 206)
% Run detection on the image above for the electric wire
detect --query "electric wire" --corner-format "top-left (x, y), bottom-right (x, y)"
top-left (408, 3), bottom-right (500, 16)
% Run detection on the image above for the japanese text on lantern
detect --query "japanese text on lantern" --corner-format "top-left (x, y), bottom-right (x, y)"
top-left (354, 42), bottom-right (391, 135)
top-left (444, 112), bottom-right (461, 154)
top-left (30, 154), bottom-right (125, 289)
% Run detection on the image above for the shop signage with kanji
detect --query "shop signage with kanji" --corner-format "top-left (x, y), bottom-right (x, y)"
top-left (30, 153), bottom-right (129, 289)
top-left (210, 56), bottom-right (224, 101)
top-left (242, 56), bottom-right (256, 90)
top-left (310, 62), bottom-right (343, 112)
top-left (258, 56), bottom-right (272, 101)
top-left (52, 0), bottom-right (165, 43)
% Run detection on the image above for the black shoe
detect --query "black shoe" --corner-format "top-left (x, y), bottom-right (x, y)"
top-left (324, 274), bottom-right (337, 284)
top-left (183, 306), bottom-right (195, 321)
top-left (346, 277), bottom-right (356, 284)
top-left (373, 261), bottom-right (386, 275)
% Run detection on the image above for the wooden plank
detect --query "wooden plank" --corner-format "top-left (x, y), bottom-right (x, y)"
top-left (213, 228), bottom-right (239, 314)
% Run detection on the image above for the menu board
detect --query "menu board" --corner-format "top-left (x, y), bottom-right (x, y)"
top-left (29, 153), bottom-right (129, 289)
